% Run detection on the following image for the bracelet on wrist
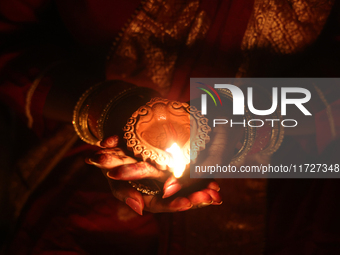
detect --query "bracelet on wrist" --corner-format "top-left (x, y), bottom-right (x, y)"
top-left (73, 80), bottom-right (159, 145)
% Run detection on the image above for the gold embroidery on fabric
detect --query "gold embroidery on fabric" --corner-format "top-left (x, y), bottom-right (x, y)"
top-left (238, 0), bottom-right (334, 76)
top-left (243, 0), bottom-right (334, 53)
top-left (106, 0), bottom-right (210, 95)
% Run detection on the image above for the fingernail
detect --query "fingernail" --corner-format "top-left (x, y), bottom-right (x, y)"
top-left (125, 198), bottom-right (143, 215)
top-left (106, 171), bottom-right (118, 179)
top-left (212, 201), bottom-right (223, 205)
top-left (162, 183), bottom-right (181, 198)
top-left (178, 204), bottom-right (193, 212)
top-left (198, 201), bottom-right (213, 208)
top-left (104, 136), bottom-right (119, 147)
top-left (207, 182), bottom-right (220, 192)
top-left (86, 157), bottom-right (102, 167)
top-left (164, 176), bottom-right (177, 188)
top-left (107, 165), bottom-right (134, 179)
top-left (92, 154), bottom-right (110, 164)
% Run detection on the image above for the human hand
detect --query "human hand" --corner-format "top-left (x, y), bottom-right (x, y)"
top-left (86, 136), bottom-right (222, 215)
top-left (162, 122), bottom-right (244, 198)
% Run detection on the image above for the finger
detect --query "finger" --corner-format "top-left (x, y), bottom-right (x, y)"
top-left (143, 188), bottom-right (220, 212)
top-left (86, 148), bottom-right (137, 169)
top-left (162, 175), bottom-right (199, 198)
top-left (143, 195), bottom-right (192, 213)
top-left (107, 179), bottom-right (144, 215)
top-left (162, 176), bottom-right (182, 198)
top-left (107, 162), bottom-right (170, 182)
top-left (201, 188), bottom-right (223, 205)
top-left (188, 190), bottom-right (213, 209)
top-left (207, 181), bottom-right (220, 192)
top-left (109, 178), bottom-right (193, 214)
top-left (100, 136), bottom-right (119, 148)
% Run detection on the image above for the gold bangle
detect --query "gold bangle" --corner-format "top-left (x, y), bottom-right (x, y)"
top-left (72, 82), bottom-right (102, 145)
top-left (217, 88), bottom-right (256, 164)
top-left (255, 86), bottom-right (284, 156)
top-left (72, 80), bottom-right (158, 145)
top-left (259, 109), bottom-right (284, 156)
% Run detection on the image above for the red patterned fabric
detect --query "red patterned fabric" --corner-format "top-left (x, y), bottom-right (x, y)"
top-left (1, 0), bottom-right (340, 254)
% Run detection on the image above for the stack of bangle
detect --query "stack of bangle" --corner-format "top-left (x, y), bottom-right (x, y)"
top-left (217, 88), bottom-right (256, 164)
top-left (253, 86), bottom-right (285, 156)
top-left (72, 80), bottom-right (159, 145)
top-left (217, 86), bottom-right (284, 164)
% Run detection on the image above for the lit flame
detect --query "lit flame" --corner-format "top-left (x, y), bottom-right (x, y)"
top-left (166, 143), bottom-right (186, 178)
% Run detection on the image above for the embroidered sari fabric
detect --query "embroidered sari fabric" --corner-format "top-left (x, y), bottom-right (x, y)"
top-left (0, 0), bottom-right (340, 254)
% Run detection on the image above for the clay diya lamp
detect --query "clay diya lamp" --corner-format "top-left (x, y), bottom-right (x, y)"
top-left (123, 98), bottom-right (211, 195)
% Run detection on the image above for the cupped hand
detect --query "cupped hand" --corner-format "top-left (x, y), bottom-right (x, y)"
top-left (162, 122), bottom-right (243, 199)
top-left (86, 136), bottom-right (222, 215)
